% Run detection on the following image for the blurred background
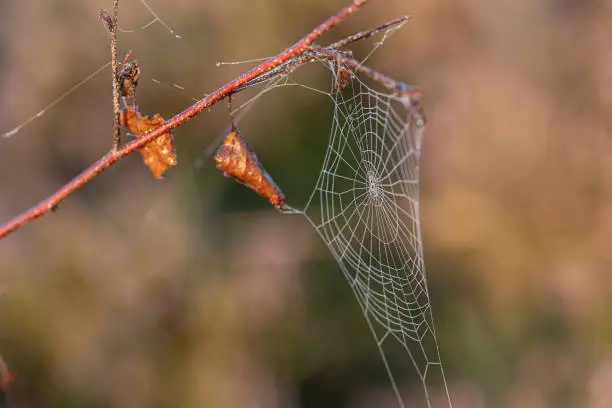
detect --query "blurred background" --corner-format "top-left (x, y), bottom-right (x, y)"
top-left (1, 0), bottom-right (612, 407)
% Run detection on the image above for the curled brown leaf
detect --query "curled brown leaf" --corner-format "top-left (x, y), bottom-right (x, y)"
top-left (214, 125), bottom-right (286, 210)
top-left (119, 107), bottom-right (177, 179)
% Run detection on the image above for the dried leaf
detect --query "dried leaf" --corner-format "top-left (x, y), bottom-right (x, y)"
top-left (214, 125), bottom-right (287, 210)
top-left (120, 107), bottom-right (177, 179)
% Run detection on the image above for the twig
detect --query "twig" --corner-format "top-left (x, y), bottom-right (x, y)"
top-left (111, 1), bottom-right (122, 151)
top-left (233, 16), bottom-right (409, 93)
top-left (100, 2), bottom-right (122, 151)
top-left (111, 1), bottom-right (121, 151)
top-left (234, 53), bottom-right (311, 93)
top-left (0, 0), bottom-right (370, 239)
top-left (311, 45), bottom-right (425, 125)
top-left (310, 45), bottom-right (417, 94)
top-left (327, 15), bottom-right (408, 49)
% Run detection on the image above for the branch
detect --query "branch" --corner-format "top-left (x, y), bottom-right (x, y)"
top-left (110, 0), bottom-right (121, 151)
top-left (0, 0), bottom-right (369, 240)
top-left (100, 2), bottom-right (122, 151)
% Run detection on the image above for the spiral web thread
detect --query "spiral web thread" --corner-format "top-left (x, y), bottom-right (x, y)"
top-left (301, 65), bottom-right (452, 408)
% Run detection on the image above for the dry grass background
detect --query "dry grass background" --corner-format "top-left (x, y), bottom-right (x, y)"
top-left (1, 0), bottom-right (612, 407)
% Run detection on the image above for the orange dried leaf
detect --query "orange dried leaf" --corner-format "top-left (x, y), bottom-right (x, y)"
top-left (120, 107), bottom-right (177, 179)
top-left (214, 125), bottom-right (286, 210)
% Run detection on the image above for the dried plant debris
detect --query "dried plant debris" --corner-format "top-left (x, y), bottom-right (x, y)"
top-left (119, 51), bottom-right (140, 104)
top-left (214, 125), bottom-right (289, 211)
top-left (0, 356), bottom-right (14, 392)
top-left (99, 9), bottom-right (114, 32)
top-left (334, 64), bottom-right (353, 92)
top-left (120, 107), bottom-right (177, 179)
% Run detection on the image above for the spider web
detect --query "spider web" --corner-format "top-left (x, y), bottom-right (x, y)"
top-left (192, 29), bottom-right (453, 406)
top-left (295, 64), bottom-right (452, 408)
top-left (219, 54), bottom-right (454, 407)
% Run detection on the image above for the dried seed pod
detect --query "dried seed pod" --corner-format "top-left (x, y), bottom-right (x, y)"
top-left (99, 9), bottom-right (114, 30)
top-left (214, 125), bottom-right (287, 210)
top-left (120, 107), bottom-right (177, 179)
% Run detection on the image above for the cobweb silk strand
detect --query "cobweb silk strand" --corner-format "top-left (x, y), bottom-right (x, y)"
top-left (301, 66), bottom-right (452, 408)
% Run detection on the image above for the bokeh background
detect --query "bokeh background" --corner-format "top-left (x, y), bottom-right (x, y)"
top-left (1, 0), bottom-right (612, 407)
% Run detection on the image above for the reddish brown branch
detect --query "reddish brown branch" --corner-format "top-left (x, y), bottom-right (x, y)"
top-left (0, 0), bottom-right (369, 239)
